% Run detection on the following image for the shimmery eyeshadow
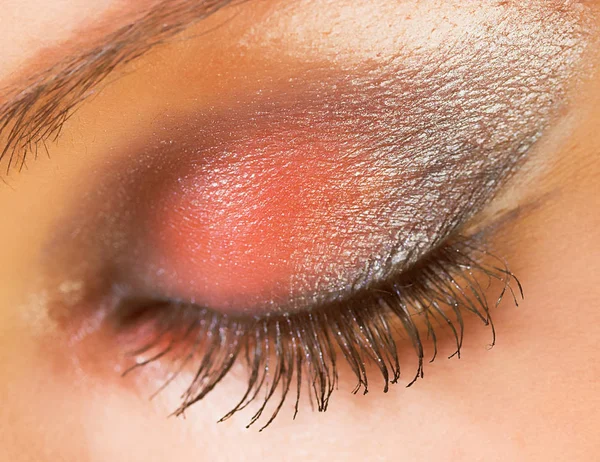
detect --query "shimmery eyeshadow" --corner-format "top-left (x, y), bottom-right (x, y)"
top-left (45, 1), bottom-right (591, 314)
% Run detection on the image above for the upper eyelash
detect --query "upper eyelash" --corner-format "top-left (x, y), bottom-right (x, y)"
top-left (116, 236), bottom-right (522, 431)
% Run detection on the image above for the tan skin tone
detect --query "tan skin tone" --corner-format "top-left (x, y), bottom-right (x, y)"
top-left (1, 1), bottom-right (599, 461)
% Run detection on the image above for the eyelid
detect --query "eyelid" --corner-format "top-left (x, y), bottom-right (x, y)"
top-left (88, 37), bottom-right (564, 315)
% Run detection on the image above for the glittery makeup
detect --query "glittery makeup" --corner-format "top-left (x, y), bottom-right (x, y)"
top-left (45, 0), bottom-right (591, 314)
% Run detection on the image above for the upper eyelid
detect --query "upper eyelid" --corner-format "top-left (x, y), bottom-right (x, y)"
top-left (0, 0), bottom-right (235, 174)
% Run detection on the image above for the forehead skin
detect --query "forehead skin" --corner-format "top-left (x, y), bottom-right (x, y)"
top-left (0, 1), bottom-right (599, 462)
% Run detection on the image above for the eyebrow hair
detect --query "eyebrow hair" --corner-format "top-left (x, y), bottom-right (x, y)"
top-left (0, 0), bottom-right (237, 173)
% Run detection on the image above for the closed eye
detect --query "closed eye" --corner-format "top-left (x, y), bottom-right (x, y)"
top-left (11, 0), bottom-right (591, 430)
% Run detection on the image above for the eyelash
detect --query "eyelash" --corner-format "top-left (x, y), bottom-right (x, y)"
top-left (115, 235), bottom-right (522, 431)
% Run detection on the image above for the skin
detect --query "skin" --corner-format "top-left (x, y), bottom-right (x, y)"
top-left (1, 1), bottom-right (600, 461)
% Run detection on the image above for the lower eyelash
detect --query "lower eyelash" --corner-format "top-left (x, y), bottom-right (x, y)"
top-left (116, 236), bottom-right (522, 431)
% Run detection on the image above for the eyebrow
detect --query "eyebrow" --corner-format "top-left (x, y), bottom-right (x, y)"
top-left (0, 0), bottom-right (236, 173)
